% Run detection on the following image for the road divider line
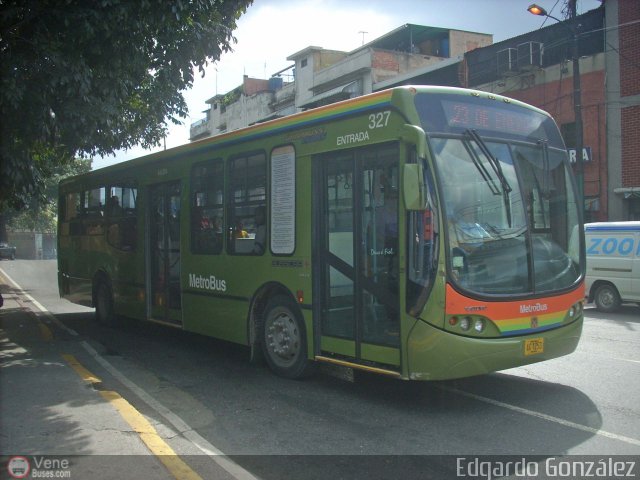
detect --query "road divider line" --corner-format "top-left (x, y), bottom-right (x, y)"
top-left (99, 390), bottom-right (203, 480)
top-left (37, 320), bottom-right (54, 342)
top-left (439, 384), bottom-right (640, 447)
top-left (1, 266), bottom-right (255, 480)
top-left (80, 340), bottom-right (259, 480)
top-left (62, 353), bottom-right (203, 480)
top-left (61, 354), bottom-right (101, 384)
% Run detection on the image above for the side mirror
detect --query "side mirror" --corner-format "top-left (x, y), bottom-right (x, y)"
top-left (403, 163), bottom-right (425, 211)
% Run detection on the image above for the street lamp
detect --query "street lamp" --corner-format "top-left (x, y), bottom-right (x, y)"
top-left (528, 2), bottom-right (584, 218)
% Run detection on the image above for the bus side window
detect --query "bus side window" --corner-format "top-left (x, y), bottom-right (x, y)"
top-left (64, 192), bottom-right (83, 236)
top-left (83, 187), bottom-right (106, 235)
top-left (227, 152), bottom-right (267, 255)
top-left (107, 185), bottom-right (137, 251)
top-left (191, 160), bottom-right (224, 255)
top-left (406, 161), bottom-right (438, 316)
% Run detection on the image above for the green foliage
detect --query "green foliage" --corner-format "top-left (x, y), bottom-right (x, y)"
top-left (0, 0), bottom-right (253, 211)
top-left (6, 157), bottom-right (92, 233)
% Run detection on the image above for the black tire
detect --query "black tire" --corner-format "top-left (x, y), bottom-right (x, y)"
top-left (594, 284), bottom-right (621, 313)
top-left (95, 280), bottom-right (117, 326)
top-left (261, 295), bottom-right (314, 379)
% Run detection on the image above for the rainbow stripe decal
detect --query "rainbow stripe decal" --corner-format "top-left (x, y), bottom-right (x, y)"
top-left (188, 89), bottom-right (396, 152)
top-left (445, 284), bottom-right (585, 336)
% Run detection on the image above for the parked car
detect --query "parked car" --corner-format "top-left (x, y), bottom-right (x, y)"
top-left (0, 242), bottom-right (17, 260)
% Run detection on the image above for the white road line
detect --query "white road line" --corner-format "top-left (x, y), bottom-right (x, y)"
top-left (612, 357), bottom-right (640, 365)
top-left (0, 266), bottom-right (78, 337)
top-left (80, 341), bottom-right (259, 480)
top-left (439, 384), bottom-right (640, 447)
top-left (1, 267), bottom-right (258, 480)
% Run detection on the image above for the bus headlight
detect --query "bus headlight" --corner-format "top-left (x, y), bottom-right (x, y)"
top-left (460, 317), bottom-right (471, 331)
top-left (474, 319), bottom-right (485, 333)
top-left (568, 302), bottom-right (583, 319)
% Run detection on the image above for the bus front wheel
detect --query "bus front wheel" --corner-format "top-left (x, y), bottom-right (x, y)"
top-left (261, 295), bottom-right (313, 379)
top-left (594, 283), bottom-right (621, 313)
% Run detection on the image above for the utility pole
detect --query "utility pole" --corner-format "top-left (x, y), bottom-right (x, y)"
top-left (569, 0), bottom-right (585, 218)
top-left (528, 1), bottom-right (585, 218)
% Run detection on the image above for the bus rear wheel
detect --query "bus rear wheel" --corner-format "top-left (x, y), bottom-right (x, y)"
top-left (95, 280), bottom-right (117, 326)
top-left (261, 295), bottom-right (313, 379)
top-left (594, 283), bottom-right (621, 313)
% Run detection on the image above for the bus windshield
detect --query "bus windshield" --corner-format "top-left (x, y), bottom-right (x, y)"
top-left (415, 93), bottom-right (582, 296)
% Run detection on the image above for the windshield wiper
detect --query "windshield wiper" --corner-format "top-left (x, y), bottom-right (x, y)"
top-left (539, 139), bottom-right (551, 199)
top-left (464, 129), bottom-right (513, 226)
top-left (463, 132), bottom-right (501, 196)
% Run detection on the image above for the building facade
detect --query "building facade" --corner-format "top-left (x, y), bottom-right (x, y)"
top-left (189, 1), bottom-right (639, 220)
top-left (189, 24), bottom-right (491, 140)
top-left (605, 0), bottom-right (640, 220)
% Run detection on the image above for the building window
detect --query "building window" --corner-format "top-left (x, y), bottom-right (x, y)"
top-left (301, 58), bottom-right (308, 68)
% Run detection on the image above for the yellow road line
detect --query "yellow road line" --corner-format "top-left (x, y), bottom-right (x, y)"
top-left (100, 390), bottom-right (203, 480)
top-left (37, 320), bottom-right (53, 342)
top-left (62, 354), bottom-right (202, 480)
top-left (61, 354), bottom-right (101, 384)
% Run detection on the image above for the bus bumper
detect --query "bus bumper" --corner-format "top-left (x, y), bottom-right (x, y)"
top-left (406, 316), bottom-right (583, 381)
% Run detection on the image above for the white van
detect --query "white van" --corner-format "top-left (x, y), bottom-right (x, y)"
top-left (585, 221), bottom-right (640, 312)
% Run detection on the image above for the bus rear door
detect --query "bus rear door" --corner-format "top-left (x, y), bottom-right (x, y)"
top-left (147, 181), bottom-right (183, 325)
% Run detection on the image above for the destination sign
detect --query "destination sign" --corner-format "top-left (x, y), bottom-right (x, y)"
top-left (441, 99), bottom-right (542, 137)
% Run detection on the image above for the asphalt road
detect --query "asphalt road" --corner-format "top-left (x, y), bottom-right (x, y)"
top-left (1, 260), bottom-right (639, 479)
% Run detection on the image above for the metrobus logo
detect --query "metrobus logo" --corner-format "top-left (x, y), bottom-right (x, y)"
top-left (519, 303), bottom-right (548, 314)
top-left (188, 273), bottom-right (227, 292)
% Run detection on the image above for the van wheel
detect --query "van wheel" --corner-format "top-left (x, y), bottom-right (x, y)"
top-left (95, 280), bottom-right (118, 326)
top-left (261, 295), bottom-right (314, 379)
top-left (594, 284), bottom-right (621, 313)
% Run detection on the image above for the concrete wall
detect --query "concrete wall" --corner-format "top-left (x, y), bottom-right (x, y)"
top-left (7, 232), bottom-right (57, 260)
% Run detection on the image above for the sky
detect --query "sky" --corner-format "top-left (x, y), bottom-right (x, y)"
top-left (92, 0), bottom-right (603, 170)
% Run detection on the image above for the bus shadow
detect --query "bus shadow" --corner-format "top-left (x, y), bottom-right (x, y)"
top-left (314, 370), bottom-right (605, 455)
top-left (584, 305), bottom-right (640, 323)
top-left (48, 311), bottom-right (609, 456)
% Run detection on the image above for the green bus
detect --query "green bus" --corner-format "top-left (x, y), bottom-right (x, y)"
top-left (58, 86), bottom-right (585, 380)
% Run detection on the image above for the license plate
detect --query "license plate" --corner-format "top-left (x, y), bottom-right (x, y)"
top-left (524, 338), bottom-right (544, 356)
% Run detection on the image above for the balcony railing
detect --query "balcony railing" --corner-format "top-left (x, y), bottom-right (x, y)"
top-left (189, 118), bottom-right (211, 140)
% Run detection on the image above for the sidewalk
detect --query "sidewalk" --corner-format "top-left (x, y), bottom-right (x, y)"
top-left (0, 278), bottom-right (215, 479)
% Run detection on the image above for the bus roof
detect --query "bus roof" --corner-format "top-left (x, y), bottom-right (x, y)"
top-left (71, 85), bottom-right (548, 182)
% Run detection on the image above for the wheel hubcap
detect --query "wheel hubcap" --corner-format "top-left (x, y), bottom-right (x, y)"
top-left (266, 311), bottom-right (299, 366)
top-left (600, 290), bottom-right (614, 307)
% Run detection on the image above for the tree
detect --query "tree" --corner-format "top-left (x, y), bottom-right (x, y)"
top-left (0, 0), bottom-right (253, 215)
top-left (4, 157), bottom-right (92, 237)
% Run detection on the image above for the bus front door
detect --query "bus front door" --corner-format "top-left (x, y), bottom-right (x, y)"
top-left (316, 144), bottom-right (401, 372)
top-left (148, 182), bottom-right (183, 325)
